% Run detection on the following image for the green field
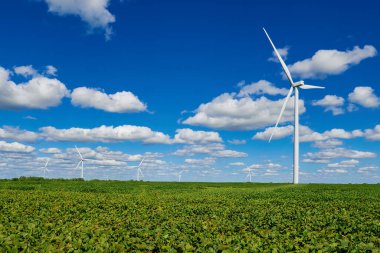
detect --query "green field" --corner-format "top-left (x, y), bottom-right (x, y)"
top-left (0, 179), bottom-right (379, 252)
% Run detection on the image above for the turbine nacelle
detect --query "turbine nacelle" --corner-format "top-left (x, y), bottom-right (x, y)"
top-left (292, 80), bottom-right (304, 87)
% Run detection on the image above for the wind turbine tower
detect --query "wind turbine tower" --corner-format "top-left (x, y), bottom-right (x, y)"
top-left (75, 146), bottom-right (87, 179)
top-left (263, 28), bottom-right (325, 184)
top-left (42, 158), bottom-right (50, 178)
top-left (136, 158), bottom-right (144, 181)
top-left (246, 168), bottom-right (253, 183)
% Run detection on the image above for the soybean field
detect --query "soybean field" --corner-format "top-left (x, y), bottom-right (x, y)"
top-left (0, 178), bottom-right (379, 252)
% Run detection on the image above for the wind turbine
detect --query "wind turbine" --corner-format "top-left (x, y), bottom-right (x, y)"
top-left (246, 168), bottom-right (253, 183)
top-left (136, 158), bottom-right (144, 181)
top-left (177, 170), bottom-right (184, 182)
top-left (263, 28), bottom-right (324, 184)
top-left (42, 158), bottom-right (50, 178)
top-left (75, 146), bottom-right (88, 179)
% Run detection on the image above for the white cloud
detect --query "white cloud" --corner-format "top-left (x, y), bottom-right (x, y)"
top-left (363, 125), bottom-right (380, 140)
top-left (268, 47), bottom-right (289, 62)
top-left (357, 166), bottom-right (379, 174)
top-left (0, 141), bottom-right (35, 153)
top-left (348, 86), bottom-right (380, 108)
top-left (212, 149), bottom-right (247, 158)
top-left (312, 95), bottom-right (345, 115)
top-left (318, 168), bottom-right (348, 173)
top-left (24, 116), bottom-right (37, 120)
top-left (173, 143), bottom-right (247, 158)
top-left (304, 148), bottom-right (376, 160)
top-left (45, 65), bottom-right (58, 76)
top-left (183, 92), bottom-right (305, 130)
top-left (229, 162), bottom-right (245, 166)
top-left (312, 139), bottom-right (343, 149)
top-left (185, 157), bottom-right (215, 167)
top-left (40, 125), bottom-right (171, 144)
top-left (303, 158), bottom-right (330, 164)
top-left (13, 65), bottom-right (37, 77)
top-left (44, 0), bottom-right (116, 40)
top-left (253, 125), bottom-right (293, 141)
top-left (243, 162), bottom-right (283, 176)
top-left (238, 80), bottom-right (288, 97)
top-left (0, 126), bottom-right (39, 142)
top-left (253, 125), bottom-right (362, 142)
top-left (71, 87), bottom-right (147, 113)
top-left (173, 128), bottom-right (222, 144)
top-left (0, 66), bottom-right (69, 109)
top-left (39, 147), bottom-right (62, 154)
top-left (227, 139), bottom-right (247, 145)
top-left (288, 45), bottom-right (377, 79)
top-left (327, 159), bottom-right (359, 168)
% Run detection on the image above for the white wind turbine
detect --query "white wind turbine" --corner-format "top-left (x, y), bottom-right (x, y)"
top-left (263, 28), bottom-right (325, 184)
top-left (75, 146), bottom-right (88, 179)
top-left (136, 158), bottom-right (144, 181)
top-left (42, 158), bottom-right (50, 178)
top-left (177, 170), bottom-right (185, 182)
top-left (246, 168), bottom-right (253, 183)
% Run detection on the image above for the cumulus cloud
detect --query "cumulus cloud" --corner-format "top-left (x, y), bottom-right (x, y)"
top-left (183, 92), bottom-right (305, 130)
top-left (13, 65), bottom-right (37, 77)
top-left (173, 143), bottom-right (247, 158)
top-left (45, 65), bottom-right (58, 76)
top-left (229, 162), bottom-right (245, 166)
top-left (44, 0), bottom-right (116, 40)
top-left (318, 168), bottom-right (348, 174)
top-left (268, 47), bottom-right (289, 62)
top-left (312, 139), bottom-right (343, 149)
top-left (212, 149), bottom-right (247, 158)
top-left (0, 66), bottom-right (69, 109)
top-left (40, 125), bottom-right (171, 144)
top-left (303, 158), bottom-right (330, 164)
top-left (243, 162), bottom-right (283, 176)
top-left (238, 80), bottom-right (288, 97)
top-left (227, 139), bottom-right (247, 145)
top-left (185, 157), bottom-right (215, 167)
top-left (348, 86), bottom-right (380, 108)
top-left (71, 87), bottom-right (147, 113)
top-left (312, 95), bottom-right (345, 115)
top-left (173, 128), bottom-right (222, 144)
top-left (304, 148), bottom-right (376, 160)
top-left (327, 159), bottom-right (359, 168)
top-left (253, 125), bottom-right (363, 142)
top-left (0, 126), bottom-right (38, 142)
top-left (253, 125), bottom-right (293, 141)
top-left (358, 166), bottom-right (379, 174)
top-left (0, 141), bottom-right (35, 153)
top-left (288, 45), bottom-right (377, 79)
top-left (363, 125), bottom-right (380, 140)
top-left (39, 147), bottom-right (62, 154)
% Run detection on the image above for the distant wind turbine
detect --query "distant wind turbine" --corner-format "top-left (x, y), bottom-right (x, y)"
top-left (75, 146), bottom-right (88, 179)
top-left (136, 158), bottom-right (144, 181)
top-left (42, 158), bottom-right (50, 178)
top-left (263, 28), bottom-right (325, 184)
top-left (177, 170), bottom-right (184, 182)
top-left (246, 168), bottom-right (253, 182)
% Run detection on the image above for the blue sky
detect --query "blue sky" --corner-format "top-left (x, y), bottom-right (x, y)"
top-left (0, 0), bottom-right (379, 183)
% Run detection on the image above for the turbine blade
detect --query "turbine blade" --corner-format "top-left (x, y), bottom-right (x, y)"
top-left (75, 146), bottom-right (83, 159)
top-left (263, 28), bottom-right (294, 85)
top-left (75, 160), bottom-right (81, 170)
top-left (269, 86), bottom-right (294, 142)
top-left (139, 169), bottom-right (144, 178)
top-left (45, 158), bottom-right (49, 167)
top-left (299, 84), bottom-right (325, 89)
top-left (138, 158), bottom-right (144, 168)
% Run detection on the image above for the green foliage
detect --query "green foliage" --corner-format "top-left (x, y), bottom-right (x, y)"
top-left (0, 180), bottom-right (379, 252)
